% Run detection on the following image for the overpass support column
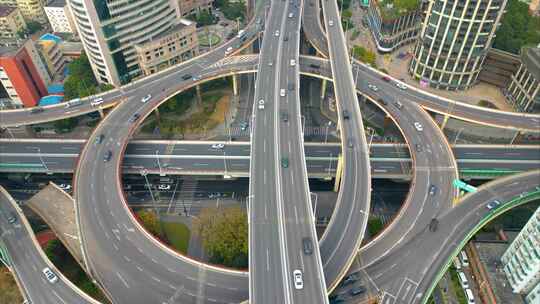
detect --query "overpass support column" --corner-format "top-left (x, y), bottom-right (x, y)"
top-left (232, 74), bottom-right (239, 96)
top-left (97, 108), bottom-right (104, 118)
top-left (440, 114), bottom-right (450, 130)
top-left (321, 79), bottom-right (327, 98)
top-left (510, 130), bottom-right (522, 144)
top-left (333, 153), bottom-right (344, 192)
top-left (196, 85), bottom-right (202, 106)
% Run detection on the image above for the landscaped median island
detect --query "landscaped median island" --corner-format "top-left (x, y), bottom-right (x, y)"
top-left (139, 78), bottom-right (233, 139)
top-left (135, 209), bottom-right (191, 254)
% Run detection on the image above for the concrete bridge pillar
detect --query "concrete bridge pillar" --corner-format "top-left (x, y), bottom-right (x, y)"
top-left (440, 114), bottom-right (450, 130)
top-left (321, 79), bottom-right (327, 98)
top-left (510, 130), bottom-right (522, 144)
top-left (196, 85), bottom-right (203, 106)
top-left (333, 153), bottom-right (344, 192)
top-left (97, 108), bottom-right (104, 118)
top-left (232, 74), bottom-right (239, 96)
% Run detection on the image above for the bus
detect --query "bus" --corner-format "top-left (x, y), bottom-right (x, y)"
top-left (460, 251), bottom-right (470, 267)
top-left (465, 289), bottom-right (475, 304)
top-left (458, 272), bottom-right (469, 289)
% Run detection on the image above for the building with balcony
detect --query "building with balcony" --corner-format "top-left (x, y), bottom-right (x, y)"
top-left (504, 46), bottom-right (540, 113)
top-left (135, 19), bottom-right (198, 76)
top-left (409, 0), bottom-right (508, 91)
top-left (366, 0), bottom-right (428, 52)
top-left (176, 0), bottom-right (213, 17)
top-left (67, 0), bottom-right (183, 86)
top-left (44, 0), bottom-right (76, 33)
top-left (0, 38), bottom-right (50, 107)
top-left (501, 207), bottom-right (540, 295)
top-left (0, 5), bottom-right (25, 38)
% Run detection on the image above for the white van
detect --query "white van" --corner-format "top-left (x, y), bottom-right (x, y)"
top-left (465, 288), bottom-right (475, 304)
top-left (460, 251), bottom-right (469, 267)
top-left (91, 97), bottom-right (104, 107)
top-left (458, 271), bottom-right (469, 289)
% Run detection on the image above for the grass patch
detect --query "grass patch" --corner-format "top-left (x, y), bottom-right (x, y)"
top-left (199, 33), bottom-right (221, 47)
top-left (0, 267), bottom-right (23, 303)
top-left (448, 266), bottom-right (468, 304)
top-left (162, 222), bottom-right (191, 254)
top-left (368, 217), bottom-right (384, 236)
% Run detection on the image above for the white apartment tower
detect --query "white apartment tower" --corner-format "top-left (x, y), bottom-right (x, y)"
top-left (409, 0), bottom-right (508, 90)
top-left (67, 0), bottom-right (182, 86)
top-left (501, 206), bottom-right (540, 295)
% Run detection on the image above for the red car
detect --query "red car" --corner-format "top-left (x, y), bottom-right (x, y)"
top-left (382, 76), bottom-right (391, 82)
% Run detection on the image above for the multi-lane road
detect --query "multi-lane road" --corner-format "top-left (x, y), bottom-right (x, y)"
top-left (0, 186), bottom-right (97, 304)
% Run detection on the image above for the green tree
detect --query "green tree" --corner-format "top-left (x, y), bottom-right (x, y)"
top-left (195, 10), bottom-right (215, 26)
top-left (368, 217), bottom-right (384, 236)
top-left (53, 117), bottom-right (79, 133)
top-left (493, 0), bottom-right (540, 54)
top-left (45, 239), bottom-right (66, 265)
top-left (64, 53), bottom-right (99, 100)
top-left (352, 45), bottom-right (377, 66)
top-left (222, 2), bottom-right (246, 22)
top-left (18, 20), bottom-right (42, 37)
top-left (136, 209), bottom-right (162, 236)
top-left (193, 206), bottom-right (248, 268)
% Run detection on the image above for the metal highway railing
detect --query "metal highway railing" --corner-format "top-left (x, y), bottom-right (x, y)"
top-left (421, 186), bottom-right (540, 304)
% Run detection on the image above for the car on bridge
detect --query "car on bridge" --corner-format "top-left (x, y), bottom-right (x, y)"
top-left (211, 143), bottom-right (225, 149)
top-left (329, 20), bottom-right (334, 26)
top-left (103, 150), bottom-right (112, 162)
top-left (141, 94), bottom-right (152, 103)
top-left (429, 185), bottom-right (437, 196)
top-left (342, 110), bottom-right (350, 120)
top-left (368, 84), bottom-right (379, 91)
top-left (42, 267), bottom-right (58, 283)
top-left (280, 89), bottom-right (286, 97)
top-left (293, 270), bottom-right (303, 290)
top-left (129, 113), bottom-right (141, 123)
top-left (486, 200), bottom-right (501, 210)
top-left (158, 184), bottom-right (171, 190)
top-left (414, 122), bottom-right (423, 131)
top-left (302, 237), bottom-right (313, 255)
top-left (396, 82), bottom-right (408, 90)
top-left (95, 134), bottom-right (105, 144)
top-left (274, 30), bottom-right (280, 36)
top-left (258, 99), bottom-right (265, 110)
top-left (281, 157), bottom-right (289, 168)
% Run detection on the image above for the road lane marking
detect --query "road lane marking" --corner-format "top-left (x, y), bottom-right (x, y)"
top-left (116, 272), bottom-right (129, 288)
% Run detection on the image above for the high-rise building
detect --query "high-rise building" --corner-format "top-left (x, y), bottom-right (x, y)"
top-left (504, 46), bottom-right (540, 113)
top-left (366, 0), bottom-right (428, 52)
top-left (44, 0), bottom-right (76, 33)
top-left (0, 38), bottom-right (50, 107)
top-left (67, 0), bottom-right (184, 86)
top-left (0, 5), bottom-right (26, 38)
top-left (176, 0), bottom-right (213, 17)
top-left (526, 282), bottom-right (540, 304)
top-left (409, 0), bottom-right (508, 90)
top-left (501, 207), bottom-right (540, 295)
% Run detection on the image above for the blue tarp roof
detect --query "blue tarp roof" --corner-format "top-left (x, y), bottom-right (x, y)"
top-left (48, 84), bottom-right (64, 94)
top-left (39, 33), bottom-right (62, 43)
top-left (39, 95), bottom-right (64, 106)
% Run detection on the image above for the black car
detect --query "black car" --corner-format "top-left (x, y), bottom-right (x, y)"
top-left (7, 212), bottom-right (17, 224)
top-left (182, 74), bottom-right (192, 81)
top-left (129, 113), bottom-right (141, 123)
top-left (309, 64), bottom-right (320, 69)
top-left (103, 150), bottom-right (112, 162)
top-left (283, 35), bottom-right (288, 42)
top-left (429, 218), bottom-right (438, 232)
top-left (342, 110), bottom-right (350, 120)
top-left (341, 273), bottom-right (359, 286)
top-left (415, 144), bottom-right (422, 152)
top-left (30, 107), bottom-right (44, 114)
top-left (348, 138), bottom-right (354, 148)
top-left (302, 237), bottom-right (313, 255)
top-left (281, 111), bottom-right (289, 122)
top-left (429, 185), bottom-right (437, 196)
top-left (350, 286), bottom-right (366, 296)
top-left (378, 98), bottom-right (388, 105)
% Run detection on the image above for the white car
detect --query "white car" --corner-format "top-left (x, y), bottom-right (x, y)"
top-left (396, 82), bottom-right (408, 90)
top-left (42, 267), bottom-right (58, 283)
top-left (293, 269), bottom-right (303, 290)
top-left (368, 84), bottom-right (379, 91)
top-left (211, 143), bottom-right (225, 149)
top-left (90, 97), bottom-right (104, 107)
top-left (58, 184), bottom-right (71, 191)
top-left (290, 59), bottom-right (296, 66)
top-left (268, 61), bottom-right (273, 66)
top-left (414, 122), bottom-right (423, 131)
top-left (158, 184), bottom-right (171, 190)
top-left (288, 12), bottom-right (294, 18)
top-left (280, 89), bottom-right (286, 97)
top-left (274, 30), bottom-right (280, 36)
top-left (258, 99), bottom-right (265, 110)
top-left (329, 20), bottom-right (334, 26)
top-left (141, 94), bottom-right (152, 103)
top-left (225, 46), bottom-right (233, 55)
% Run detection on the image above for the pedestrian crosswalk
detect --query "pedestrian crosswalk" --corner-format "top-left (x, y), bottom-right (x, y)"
top-left (207, 55), bottom-right (258, 70)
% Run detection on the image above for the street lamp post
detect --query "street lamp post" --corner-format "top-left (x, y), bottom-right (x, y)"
top-left (310, 192), bottom-right (318, 222)
top-left (35, 147), bottom-right (49, 172)
top-left (155, 150), bottom-right (163, 176)
top-left (300, 115), bottom-right (306, 135)
top-left (324, 121), bottom-right (332, 143)
top-left (140, 169), bottom-right (158, 216)
top-left (223, 150), bottom-right (231, 179)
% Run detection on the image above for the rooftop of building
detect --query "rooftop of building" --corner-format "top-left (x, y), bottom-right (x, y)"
top-left (0, 4), bottom-right (16, 17)
top-left (39, 33), bottom-right (62, 43)
top-left (143, 19), bottom-right (193, 44)
top-left (521, 46), bottom-right (540, 81)
top-left (0, 38), bottom-right (24, 57)
top-left (377, 0), bottom-right (421, 20)
top-left (45, 0), bottom-right (66, 8)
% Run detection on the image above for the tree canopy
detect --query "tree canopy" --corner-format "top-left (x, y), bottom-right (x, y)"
top-left (493, 0), bottom-right (540, 54)
top-left (193, 206), bottom-right (248, 268)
